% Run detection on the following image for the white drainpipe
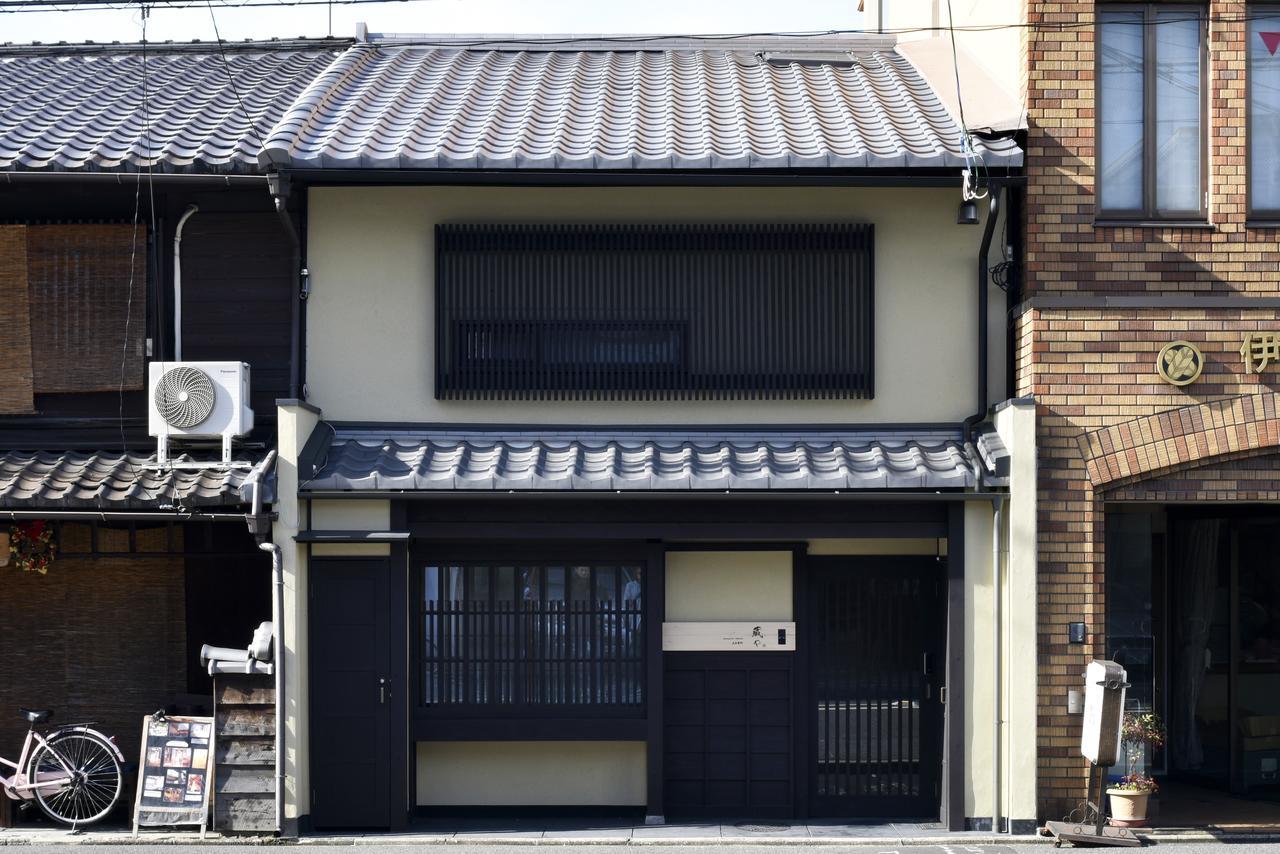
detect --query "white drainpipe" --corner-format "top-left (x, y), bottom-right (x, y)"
top-left (992, 496), bottom-right (1007, 833)
top-left (173, 204), bottom-right (199, 359)
top-left (247, 452), bottom-right (285, 835)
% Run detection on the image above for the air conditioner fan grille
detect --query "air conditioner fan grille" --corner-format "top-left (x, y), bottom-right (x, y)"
top-left (155, 366), bottom-right (216, 429)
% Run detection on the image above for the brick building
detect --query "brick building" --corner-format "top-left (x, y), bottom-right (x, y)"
top-left (872, 0), bottom-right (1280, 826)
top-left (1022, 0), bottom-right (1280, 821)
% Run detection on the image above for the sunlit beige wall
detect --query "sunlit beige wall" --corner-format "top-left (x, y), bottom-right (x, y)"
top-left (665, 550), bottom-right (792, 621)
top-left (305, 186), bottom-right (1001, 425)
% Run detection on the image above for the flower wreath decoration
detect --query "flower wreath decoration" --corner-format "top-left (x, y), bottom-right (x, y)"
top-left (10, 520), bottom-right (56, 574)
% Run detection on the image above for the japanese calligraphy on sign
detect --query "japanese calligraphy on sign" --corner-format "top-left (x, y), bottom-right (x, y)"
top-left (1241, 333), bottom-right (1280, 374)
top-left (1157, 340), bottom-right (1203, 386)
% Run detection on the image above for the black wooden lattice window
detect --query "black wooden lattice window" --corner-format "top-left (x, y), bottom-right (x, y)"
top-left (420, 563), bottom-right (644, 711)
top-left (435, 224), bottom-right (874, 400)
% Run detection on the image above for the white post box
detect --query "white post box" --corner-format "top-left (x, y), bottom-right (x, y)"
top-left (1081, 659), bottom-right (1128, 767)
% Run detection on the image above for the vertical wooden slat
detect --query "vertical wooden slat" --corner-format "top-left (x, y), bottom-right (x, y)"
top-left (0, 225), bottom-right (34, 414)
top-left (435, 224), bottom-right (873, 400)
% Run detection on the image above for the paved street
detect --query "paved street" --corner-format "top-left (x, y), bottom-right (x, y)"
top-left (5, 847), bottom-right (1280, 854)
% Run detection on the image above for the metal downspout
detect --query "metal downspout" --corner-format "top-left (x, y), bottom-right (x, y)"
top-left (172, 205), bottom-right (199, 360)
top-left (247, 452), bottom-right (285, 836)
top-left (962, 182), bottom-right (1003, 490)
top-left (268, 173), bottom-right (304, 399)
top-left (992, 495), bottom-right (1007, 833)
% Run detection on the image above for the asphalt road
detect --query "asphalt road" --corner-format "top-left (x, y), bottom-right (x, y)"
top-left (6, 846), bottom-right (1280, 854)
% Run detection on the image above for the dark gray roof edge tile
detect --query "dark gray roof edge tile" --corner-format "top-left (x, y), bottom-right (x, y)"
top-left (0, 450), bottom-right (272, 510)
top-left (302, 427), bottom-right (983, 493)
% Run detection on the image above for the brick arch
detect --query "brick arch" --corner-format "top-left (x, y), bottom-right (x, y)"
top-left (1077, 392), bottom-right (1280, 488)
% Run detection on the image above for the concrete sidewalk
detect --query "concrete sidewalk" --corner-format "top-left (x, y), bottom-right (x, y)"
top-left (3, 822), bottom-right (1280, 846)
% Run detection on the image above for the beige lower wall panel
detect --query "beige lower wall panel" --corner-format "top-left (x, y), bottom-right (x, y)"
top-left (665, 551), bottom-right (792, 621)
top-left (310, 543), bottom-right (391, 556)
top-left (416, 741), bottom-right (646, 806)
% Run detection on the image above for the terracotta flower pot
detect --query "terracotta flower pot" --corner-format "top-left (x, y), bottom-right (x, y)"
top-left (1107, 789), bottom-right (1152, 827)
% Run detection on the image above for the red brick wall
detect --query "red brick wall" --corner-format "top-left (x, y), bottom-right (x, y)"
top-left (1024, 0), bottom-right (1280, 820)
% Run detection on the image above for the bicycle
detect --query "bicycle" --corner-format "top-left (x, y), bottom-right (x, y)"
top-left (1, 709), bottom-right (125, 827)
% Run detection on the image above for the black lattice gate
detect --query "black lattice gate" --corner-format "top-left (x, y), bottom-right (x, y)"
top-left (808, 557), bottom-right (945, 818)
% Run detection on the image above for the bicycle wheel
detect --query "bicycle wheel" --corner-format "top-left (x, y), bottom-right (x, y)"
top-left (27, 731), bottom-right (123, 825)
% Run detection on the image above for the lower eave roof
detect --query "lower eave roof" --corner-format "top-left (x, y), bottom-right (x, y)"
top-left (0, 450), bottom-right (275, 512)
top-left (299, 426), bottom-right (997, 494)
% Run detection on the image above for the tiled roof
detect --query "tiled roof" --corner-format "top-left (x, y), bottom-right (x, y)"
top-left (0, 450), bottom-right (274, 510)
top-left (0, 43), bottom-right (345, 172)
top-left (299, 426), bottom-right (988, 493)
top-left (262, 43), bottom-right (1022, 170)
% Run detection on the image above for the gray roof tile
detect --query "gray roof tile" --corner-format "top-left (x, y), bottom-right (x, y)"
top-left (301, 427), bottom-right (986, 492)
top-left (0, 450), bottom-right (274, 510)
top-left (264, 44), bottom-right (1021, 169)
top-left (0, 45), bottom-right (344, 172)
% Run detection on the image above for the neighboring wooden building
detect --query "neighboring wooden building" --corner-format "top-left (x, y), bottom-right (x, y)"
top-left (0, 39), bottom-right (348, 829)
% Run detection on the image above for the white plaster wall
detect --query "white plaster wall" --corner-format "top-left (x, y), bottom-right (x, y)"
top-left (994, 399), bottom-right (1038, 825)
top-left (310, 499), bottom-right (391, 556)
top-left (416, 742), bottom-right (646, 805)
top-left (305, 186), bottom-right (1000, 425)
top-left (872, 0), bottom-right (1026, 93)
top-left (664, 550), bottom-right (793, 621)
top-left (273, 402), bottom-right (320, 826)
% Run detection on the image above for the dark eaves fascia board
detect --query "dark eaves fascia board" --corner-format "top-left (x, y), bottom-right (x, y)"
top-left (0, 171), bottom-right (268, 186)
top-left (276, 166), bottom-right (1027, 188)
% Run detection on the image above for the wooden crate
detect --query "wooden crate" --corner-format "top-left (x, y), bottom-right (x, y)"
top-left (213, 676), bottom-right (276, 834)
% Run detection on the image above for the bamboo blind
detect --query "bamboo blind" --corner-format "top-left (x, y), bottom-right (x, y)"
top-left (0, 225), bottom-right (34, 414)
top-left (27, 223), bottom-right (146, 394)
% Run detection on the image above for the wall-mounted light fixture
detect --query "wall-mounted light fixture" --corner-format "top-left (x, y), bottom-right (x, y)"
top-left (1068, 622), bottom-right (1087, 644)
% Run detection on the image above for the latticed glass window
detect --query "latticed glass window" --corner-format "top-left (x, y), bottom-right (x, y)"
top-left (420, 563), bottom-right (644, 711)
top-left (1097, 5), bottom-right (1205, 219)
top-left (1250, 8), bottom-right (1280, 215)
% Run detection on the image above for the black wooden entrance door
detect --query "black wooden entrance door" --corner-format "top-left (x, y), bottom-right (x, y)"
top-left (664, 653), bottom-right (794, 819)
top-left (309, 558), bottom-right (392, 828)
top-left (808, 557), bottom-right (945, 818)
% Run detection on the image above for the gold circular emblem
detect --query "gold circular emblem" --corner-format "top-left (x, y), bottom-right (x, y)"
top-left (1157, 340), bottom-right (1203, 386)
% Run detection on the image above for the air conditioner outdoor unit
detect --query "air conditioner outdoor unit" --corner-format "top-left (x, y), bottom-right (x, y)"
top-left (148, 361), bottom-right (254, 466)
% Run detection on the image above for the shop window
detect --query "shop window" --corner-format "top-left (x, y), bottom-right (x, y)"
top-left (420, 563), bottom-right (644, 711)
top-left (1250, 7), bottom-right (1280, 216)
top-left (434, 223), bottom-right (874, 400)
top-left (1097, 6), bottom-right (1205, 219)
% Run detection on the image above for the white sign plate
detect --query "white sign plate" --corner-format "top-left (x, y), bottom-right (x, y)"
top-left (663, 621), bottom-right (796, 652)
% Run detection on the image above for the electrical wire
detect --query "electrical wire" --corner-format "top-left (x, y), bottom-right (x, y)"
top-left (115, 0), bottom-right (162, 504)
top-left (206, 0), bottom-right (280, 168)
top-left (4, 1), bottom-right (1280, 26)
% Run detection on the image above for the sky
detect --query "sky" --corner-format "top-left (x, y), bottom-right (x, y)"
top-left (2, 0), bottom-right (865, 45)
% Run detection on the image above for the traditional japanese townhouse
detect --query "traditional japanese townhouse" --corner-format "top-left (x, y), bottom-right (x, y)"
top-left (259, 31), bottom-right (1039, 833)
top-left (0, 39), bottom-right (346, 829)
top-left (876, 0), bottom-right (1280, 828)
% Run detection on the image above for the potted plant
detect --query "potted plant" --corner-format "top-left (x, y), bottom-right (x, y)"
top-left (1108, 711), bottom-right (1166, 827)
